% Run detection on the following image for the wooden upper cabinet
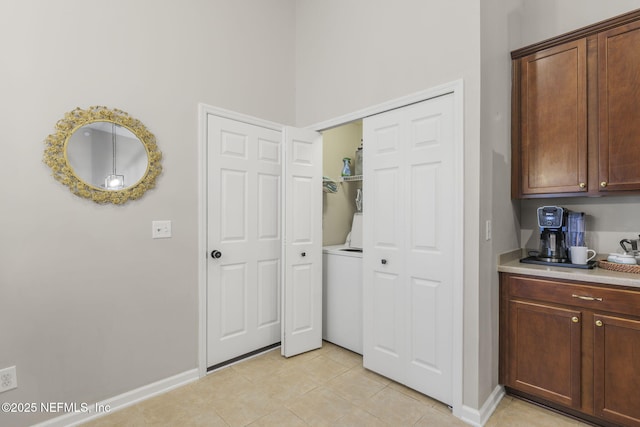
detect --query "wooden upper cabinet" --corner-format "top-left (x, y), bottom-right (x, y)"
top-left (598, 20), bottom-right (640, 192)
top-left (519, 40), bottom-right (588, 196)
top-left (512, 9), bottom-right (640, 198)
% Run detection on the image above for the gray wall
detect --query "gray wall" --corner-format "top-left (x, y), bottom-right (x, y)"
top-left (0, 1), bottom-right (295, 426)
top-left (480, 0), bottom-right (523, 409)
top-left (520, 197), bottom-right (640, 254)
top-left (3, 1), bottom-right (640, 426)
top-left (519, 0), bottom-right (640, 47)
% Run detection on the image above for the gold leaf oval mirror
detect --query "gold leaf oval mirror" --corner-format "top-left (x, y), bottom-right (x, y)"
top-left (43, 106), bottom-right (162, 204)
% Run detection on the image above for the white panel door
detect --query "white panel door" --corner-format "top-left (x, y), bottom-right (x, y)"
top-left (363, 116), bottom-right (405, 381)
top-left (281, 126), bottom-right (323, 357)
top-left (363, 93), bottom-right (455, 405)
top-left (207, 115), bottom-right (282, 368)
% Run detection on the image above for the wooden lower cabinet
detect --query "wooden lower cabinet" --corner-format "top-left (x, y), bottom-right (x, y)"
top-left (508, 300), bottom-right (582, 408)
top-left (593, 314), bottom-right (640, 426)
top-left (500, 273), bottom-right (640, 427)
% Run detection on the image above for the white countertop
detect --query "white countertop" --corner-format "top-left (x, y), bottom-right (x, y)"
top-left (498, 249), bottom-right (640, 289)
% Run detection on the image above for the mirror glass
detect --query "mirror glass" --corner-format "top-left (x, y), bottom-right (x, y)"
top-left (43, 106), bottom-right (162, 204)
top-left (66, 122), bottom-right (148, 191)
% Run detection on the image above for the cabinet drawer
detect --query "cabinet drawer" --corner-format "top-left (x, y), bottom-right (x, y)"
top-left (508, 275), bottom-right (640, 317)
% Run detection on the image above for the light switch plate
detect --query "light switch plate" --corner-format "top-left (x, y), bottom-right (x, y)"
top-left (152, 220), bottom-right (172, 239)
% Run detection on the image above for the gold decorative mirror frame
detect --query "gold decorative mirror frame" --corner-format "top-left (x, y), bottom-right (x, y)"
top-left (43, 106), bottom-right (162, 204)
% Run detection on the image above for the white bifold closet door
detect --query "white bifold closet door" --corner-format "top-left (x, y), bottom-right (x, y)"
top-left (281, 127), bottom-right (323, 358)
top-left (206, 114), bottom-right (322, 368)
top-left (363, 93), bottom-right (455, 405)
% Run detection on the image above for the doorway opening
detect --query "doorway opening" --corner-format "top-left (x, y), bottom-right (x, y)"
top-left (321, 121), bottom-right (365, 355)
top-left (321, 120), bottom-right (363, 248)
top-left (198, 78), bottom-right (464, 418)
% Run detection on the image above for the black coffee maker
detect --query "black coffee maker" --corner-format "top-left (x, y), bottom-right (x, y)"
top-left (536, 206), bottom-right (569, 263)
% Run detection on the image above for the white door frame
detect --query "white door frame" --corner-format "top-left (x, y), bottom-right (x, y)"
top-left (197, 79), bottom-right (463, 417)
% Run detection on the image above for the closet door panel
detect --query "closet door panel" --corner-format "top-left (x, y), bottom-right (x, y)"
top-left (363, 93), bottom-right (455, 406)
top-left (363, 115), bottom-right (406, 381)
top-left (404, 96), bottom-right (454, 404)
top-left (282, 127), bottom-right (323, 358)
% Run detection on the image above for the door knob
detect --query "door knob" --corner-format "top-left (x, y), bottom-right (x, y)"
top-left (211, 250), bottom-right (222, 259)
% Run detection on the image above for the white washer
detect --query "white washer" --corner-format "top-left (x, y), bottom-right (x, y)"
top-left (322, 244), bottom-right (363, 354)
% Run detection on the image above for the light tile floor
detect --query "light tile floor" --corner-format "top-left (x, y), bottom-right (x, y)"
top-left (82, 342), bottom-right (590, 426)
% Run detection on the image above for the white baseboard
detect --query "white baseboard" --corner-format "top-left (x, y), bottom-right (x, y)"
top-left (458, 385), bottom-right (505, 426)
top-left (33, 369), bottom-right (199, 427)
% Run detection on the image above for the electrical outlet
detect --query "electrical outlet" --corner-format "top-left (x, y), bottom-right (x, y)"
top-left (152, 220), bottom-right (172, 239)
top-left (0, 366), bottom-right (17, 393)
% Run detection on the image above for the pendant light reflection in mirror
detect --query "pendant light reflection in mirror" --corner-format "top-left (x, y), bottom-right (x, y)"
top-left (105, 122), bottom-right (125, 190)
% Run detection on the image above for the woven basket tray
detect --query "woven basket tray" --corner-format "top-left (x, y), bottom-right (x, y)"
top-left (597, 260), bottom-right (640, 274)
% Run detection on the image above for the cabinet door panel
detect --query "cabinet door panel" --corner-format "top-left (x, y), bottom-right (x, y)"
top-left (520, 39), bottom-right (587, 195)
top-left (598, 21), bottom-right (640, 192)
top-left (593, 314), bottom-right (640, 426)
top-left (508, 300), bottom-right (582, 408)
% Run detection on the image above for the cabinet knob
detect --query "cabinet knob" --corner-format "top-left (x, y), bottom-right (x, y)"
top-left (301, 252), bottom-right (306, 257)
top-left (579, 182), bottom-right (586, 189)
top-left (381, 259), bottom-right (387, 265)
top-left (571, 316), bottom-right (579, 323)
top-left (600, 181), bottom-right (608, 188)
top-left (595, 320), bottom-right (603, 327)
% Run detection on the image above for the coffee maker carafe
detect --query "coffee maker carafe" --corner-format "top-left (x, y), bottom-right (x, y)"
top-left (536, 206), bottom-right (569, 262)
